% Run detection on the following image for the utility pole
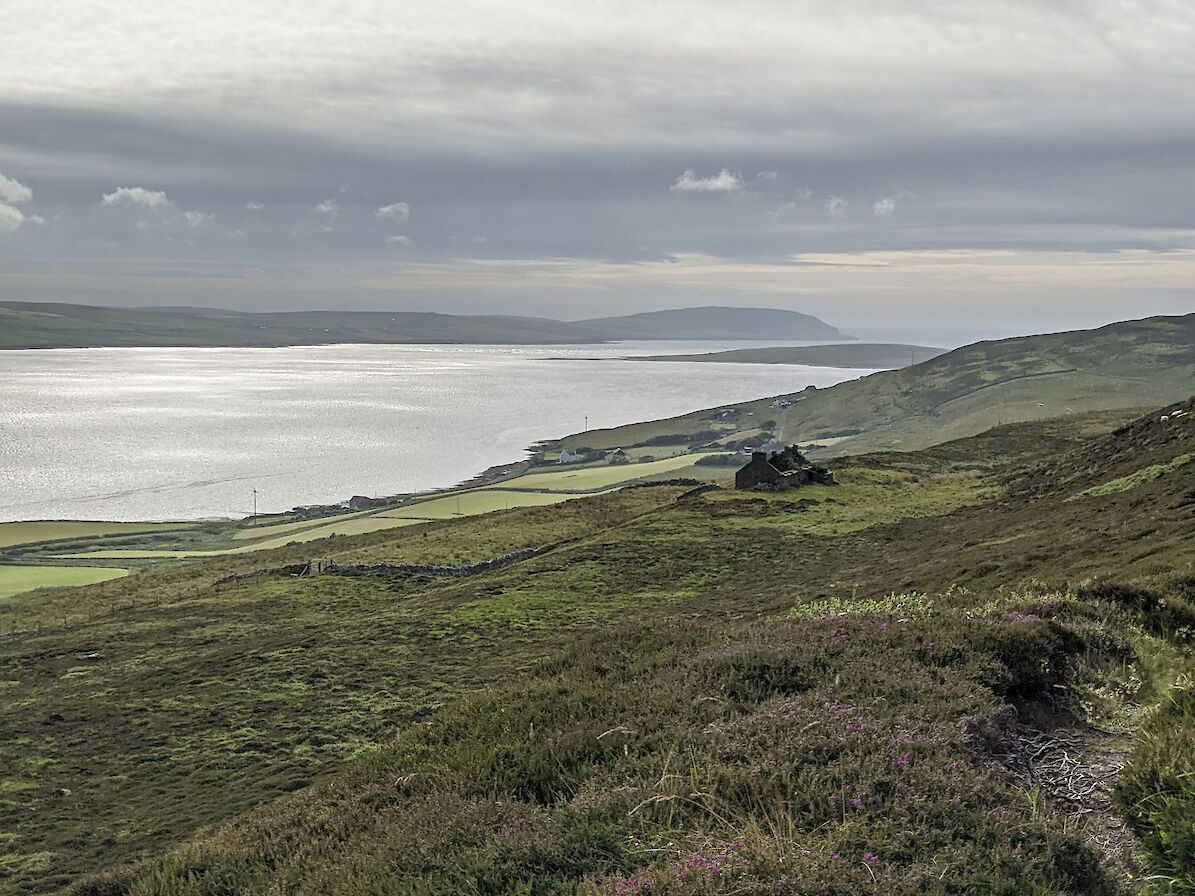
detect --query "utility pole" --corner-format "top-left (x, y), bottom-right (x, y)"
top-left (584, 415), bottom-right (588, 432)
top-left (252, 488), bottom-right (257, 520)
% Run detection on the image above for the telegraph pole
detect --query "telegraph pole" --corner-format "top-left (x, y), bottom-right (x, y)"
top-left (252, 488), bottom-right (258, 520)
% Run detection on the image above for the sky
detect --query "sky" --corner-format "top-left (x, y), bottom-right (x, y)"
top-left (1, 0), bottom-right (1193, 335)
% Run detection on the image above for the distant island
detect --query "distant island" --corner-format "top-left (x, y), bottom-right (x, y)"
top-left (632, 342), bottom-right (944, 369)
top-left (0, 302), bottom-right (850, 349)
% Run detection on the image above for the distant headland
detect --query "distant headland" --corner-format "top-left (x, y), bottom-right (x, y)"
top-left (0, 302), bottom-right (850, 349)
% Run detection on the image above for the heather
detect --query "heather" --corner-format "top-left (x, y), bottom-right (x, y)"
top-left (2, 402), bottom-right (1193, 894)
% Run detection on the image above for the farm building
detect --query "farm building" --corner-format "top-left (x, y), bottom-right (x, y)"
top-left (735, 446), bottom-right (836, 491)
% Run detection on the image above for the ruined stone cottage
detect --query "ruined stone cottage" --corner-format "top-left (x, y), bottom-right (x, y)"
top-left (735, 445), bottom-right (835, 491)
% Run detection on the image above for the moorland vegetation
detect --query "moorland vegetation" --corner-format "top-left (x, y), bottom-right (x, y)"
top-left (1, 399), bottom-right (1192, 894)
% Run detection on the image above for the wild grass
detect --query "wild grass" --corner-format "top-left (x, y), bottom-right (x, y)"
top-left (73, 581), bottom-right (1186, 896)
top-left (1118, 686), bottom-right (1195, 893)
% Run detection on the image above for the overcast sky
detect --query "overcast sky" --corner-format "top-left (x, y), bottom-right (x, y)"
top-left (1, 1), bottom-right (1193, 333)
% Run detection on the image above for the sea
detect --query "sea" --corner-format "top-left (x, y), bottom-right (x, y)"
top-left (0, 341), bottom-right (881, 522)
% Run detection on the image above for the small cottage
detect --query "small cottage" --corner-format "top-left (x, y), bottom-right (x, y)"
top-left (735, 446), bottom-right (835, 491)
top-left (558, 448), bottom-right (579, 465)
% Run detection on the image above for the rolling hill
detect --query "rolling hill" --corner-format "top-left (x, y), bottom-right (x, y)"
top-left (0, 302), bottom-right (849, 349)
top-left (571, 313), bottom-right (1195, 457)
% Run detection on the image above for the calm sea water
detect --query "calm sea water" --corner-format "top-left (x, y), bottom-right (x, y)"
top-left (0, 342), bottom-right (876, 521)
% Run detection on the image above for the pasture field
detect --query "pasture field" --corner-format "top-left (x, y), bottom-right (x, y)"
top-left (0, 521), bottom-right (191, 549)
top-left (505, 453), bottom-right (702, 491)
top-left (0, 564), bottom-right (128, 600)
top-left (381, 489), bottom-right (591, 519)
top-left (230, 509), bottom-right (376, 540)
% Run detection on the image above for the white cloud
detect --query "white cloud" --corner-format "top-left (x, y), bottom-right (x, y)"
top-left (0, 204), bottom-right (24, 231)
top-left (102, 186), bottom-right (171, 209)
top-left (0, 172), bottom-right (33, 205)
top-left (0, 171), bottom-right (34, 231)
top-left (471, 234), bottom-right (487, 244)
top-left (225, 229), bottom-right (247, 239)
top-left (671, 168), bottom-right (742, 192)
top-left (183, 210), bottom-right (214, 227)
top-left (315, 198), bottom-right (338, 220)
top-left (386, 234), bottom-right (411, 245)
top-left (825, 195), bottom-right (848, 218)
top-left (873, 191), bottom-right (912, 216)
top-left (244, 201), bottom-right (264, 211)
top-left (375, 201), bottom-right (410, 221)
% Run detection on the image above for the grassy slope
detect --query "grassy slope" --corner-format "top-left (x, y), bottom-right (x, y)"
top-left (571, 313), bottom-right (1195, 457)
top-left (2, 405), bottom-right (1194, 893)
top-left (0, 303), bottom-right (845, 349)
top-left (634, 343), bottom-right (945, 368)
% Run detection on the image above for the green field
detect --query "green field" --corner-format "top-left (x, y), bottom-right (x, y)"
top-left (506, 453), bottom-right (703, 491)
top-left (0, 521), bottom-right (190, 549)
top-left (382, 489), bottom-right (595, 519)
top-left (0, 565), bottom-right (128, 600)
top-left (229, 509), bottom-right (377, 540)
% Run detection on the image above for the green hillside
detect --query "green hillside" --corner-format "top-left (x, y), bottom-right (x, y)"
top-left (571, 313), bottom-right (1195, 457)
top-left (0, 303), bottom-right (848, 349)
top-left (1, 402), bottom-right (1193, 894)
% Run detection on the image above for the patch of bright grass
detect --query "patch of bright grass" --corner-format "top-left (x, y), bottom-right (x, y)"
top-left (0, 565), bottom-right (129, 601)
top-left (0, 521), bottom-right (190, 549)
top-left (504, 454), bottom-right (701, 491)
top-left (1070, 453), bottom-right (1193, 501)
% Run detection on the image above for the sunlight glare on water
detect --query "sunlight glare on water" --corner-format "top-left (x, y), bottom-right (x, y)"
top-left (0, 341), bottom-right (876, 521)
